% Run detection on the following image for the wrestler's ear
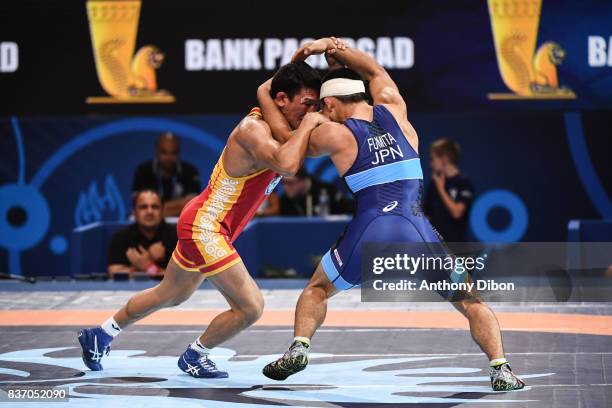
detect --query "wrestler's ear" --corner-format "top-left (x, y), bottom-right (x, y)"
top-left (274, 91), bottom-right (289, 107)
top-left (322, 97), bottom-right (333, 112)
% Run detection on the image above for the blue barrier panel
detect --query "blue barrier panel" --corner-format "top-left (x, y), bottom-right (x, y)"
top-left (71, 217), bottom-right (350, 278)
top-left (566, 219), bottom-right (612, 272)
top-left (234, 216), bottom-right (350, 278)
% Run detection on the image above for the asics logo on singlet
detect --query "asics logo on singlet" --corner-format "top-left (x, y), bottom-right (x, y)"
top-left (382, 201), bottom-right (399, 212)
top-left (265, 176), bottom-right (282, 195)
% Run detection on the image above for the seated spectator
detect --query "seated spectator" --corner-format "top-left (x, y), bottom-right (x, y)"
top-left (132, 132), bottom-right (201, 217)
top-left (424, 138), bottom-right (474, 242)
top-left (107, 190), bottom-right (177, 279)
top-left (280, 168), bottom-right (354, 216)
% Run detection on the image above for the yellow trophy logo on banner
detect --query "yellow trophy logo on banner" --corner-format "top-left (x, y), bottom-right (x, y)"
top-left (86, 0), bottom-right (174, 104)
top-left (487, 0), bottom-right (575, 100)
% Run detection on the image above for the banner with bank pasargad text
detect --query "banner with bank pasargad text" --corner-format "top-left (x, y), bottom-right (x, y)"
top-left (0, 0), bottom-right (611, 114)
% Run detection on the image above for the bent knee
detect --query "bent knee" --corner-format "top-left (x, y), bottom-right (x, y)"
top-left (165, 290), bottom-right (193, 307)
top-left (243, 305), bottom-right (263, 326)
top-left (453, 298), bottom-right (486, 314)
top-left (248, 295), bottom-right (265, 323)
top-left (238, 295), bottom-right (264, 326)
top-left (305, 279), bottom-right (335, 299)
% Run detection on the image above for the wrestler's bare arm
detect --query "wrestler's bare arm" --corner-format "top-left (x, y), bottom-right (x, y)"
top-left (235, 114), bottom-right (325, 176)
top-left (257, 79), bottom-right (293, 144)
top-left (257, 38), bottom-right (346, 145)
top-left (307, 122), bottom-right (342, 157)
top-left (257, 81), bottom-right (326, 158)
top-left (307, 121), bottom-right (357, 176)
top-left (326, 42), bottom-right (418, 152)
top-left (328, 45), bottom-right (406, 111)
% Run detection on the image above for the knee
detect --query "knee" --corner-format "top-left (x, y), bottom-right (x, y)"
top-left (166, 290), bottom-right (192, 307)
top-left (454, 298), bottom-right (487, 316)
top-left (303, 280), bottom-right (334, 301)
top-left (302, 286), bottom-right (323, 302)
top-left (237, 294), bottom-right (264, 327)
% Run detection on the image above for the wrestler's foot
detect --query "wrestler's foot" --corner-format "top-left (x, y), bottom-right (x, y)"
top-left (262, 340), bottom-right (310, 381)
top-left (490, 363), bottom-right (526, 391)
top-left (178, 346), bottom-right (229, 378)
top-left (77, 327), bottom-right (112, 371)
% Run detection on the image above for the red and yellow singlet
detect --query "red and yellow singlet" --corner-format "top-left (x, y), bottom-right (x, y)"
top-left (172, 108), bottom-right (281, 276)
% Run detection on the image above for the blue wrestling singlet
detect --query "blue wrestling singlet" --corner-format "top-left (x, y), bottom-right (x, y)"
top-left (321, 105), bottom-right (447, 290)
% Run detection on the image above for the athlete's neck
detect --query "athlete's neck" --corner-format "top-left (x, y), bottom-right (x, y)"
top-left (343, 102), bottom-right (371, 122)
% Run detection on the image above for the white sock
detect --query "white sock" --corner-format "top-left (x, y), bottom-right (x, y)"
top-left (490, 357), bottom-right (507, 367)
top-left (191, 338), bottom-right (212, 356)
top-left (294, 336), bottom-right (311, 348)
top-left (101, 317), bottom-right (121, 338)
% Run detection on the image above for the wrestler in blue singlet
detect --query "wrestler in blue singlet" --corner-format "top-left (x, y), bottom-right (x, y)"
top-left (321, 104), bottom-right (446, 290)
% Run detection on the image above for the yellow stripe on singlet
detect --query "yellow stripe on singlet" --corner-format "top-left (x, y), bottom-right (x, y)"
top-left (248, 107), bottom-right (263, 118)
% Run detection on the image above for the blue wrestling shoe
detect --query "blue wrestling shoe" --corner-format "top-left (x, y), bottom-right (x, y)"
top-left (178, 346), bottom-right (229, 378)
top-left (77, 327), bottom-right (112, 371)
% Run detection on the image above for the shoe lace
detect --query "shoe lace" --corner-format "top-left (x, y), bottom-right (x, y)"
top-left (493, 364), bottom-right (522, 385)
top-left (270, 342), bottom-right (307, 368)
top-left (198, 355), bottom-right (218, 371)
top-left (288, 345), bottom-right (306, 358)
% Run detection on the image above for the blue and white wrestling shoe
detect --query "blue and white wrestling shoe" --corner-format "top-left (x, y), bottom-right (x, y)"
top-left (77, 327), bottom-right (112, 371)
top-left (178, 346), bottom-right (229, 378)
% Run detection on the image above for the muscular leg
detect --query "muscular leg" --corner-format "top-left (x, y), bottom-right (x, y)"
top-left (451, 295), bottom-right (527, 390)
top-left (295, 263), bottom-right (504, 359)
top-left (113, 258), bottom-right (205, 328)
top-left (262, 263), bottom-right (339, 380)
top-left (197, 261), bottom-right (264, 348)
top-left (452, 297), bottom-right (505, 360)
top-left (294, 264), bottom-right (338, 339)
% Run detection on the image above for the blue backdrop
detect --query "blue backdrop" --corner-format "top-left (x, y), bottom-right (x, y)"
top-left (1, 113), bottom-right (610, 277)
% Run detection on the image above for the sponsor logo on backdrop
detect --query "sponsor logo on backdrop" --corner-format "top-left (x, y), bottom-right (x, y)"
top-left (487, 0), bottom-right (575, 100)
top-left (588, 36), bottom-right (612, 67)
top-left (86, 0), bottom-right (174, 104)
top-left (185, 37), bottom-right (414, 71)
top-left (74, 175), bottom-right (126, 227)
top-left (0, 42), bottom-right (18, 73)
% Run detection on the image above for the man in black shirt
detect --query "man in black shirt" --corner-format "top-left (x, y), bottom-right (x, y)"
top-left (424, 138), bottom-right (474, 242)
top-left (132, 132), bottom-right (201, 217)
top-left (108, 190), bottom-right (177, 279)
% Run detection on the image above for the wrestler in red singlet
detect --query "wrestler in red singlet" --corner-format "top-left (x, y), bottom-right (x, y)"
top-left (172, 108), bottom-right (282, 277)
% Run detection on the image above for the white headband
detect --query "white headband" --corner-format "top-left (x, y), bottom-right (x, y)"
top-left (320, 78), bottom-right (366, 99)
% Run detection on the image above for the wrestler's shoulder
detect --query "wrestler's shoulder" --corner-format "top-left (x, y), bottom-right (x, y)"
top-left (315, 120), bottom-right (351, 137)
top-left (319, 121), bottom-right (346, 131)
top-left (237, 114), bottom-right (271, 136)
